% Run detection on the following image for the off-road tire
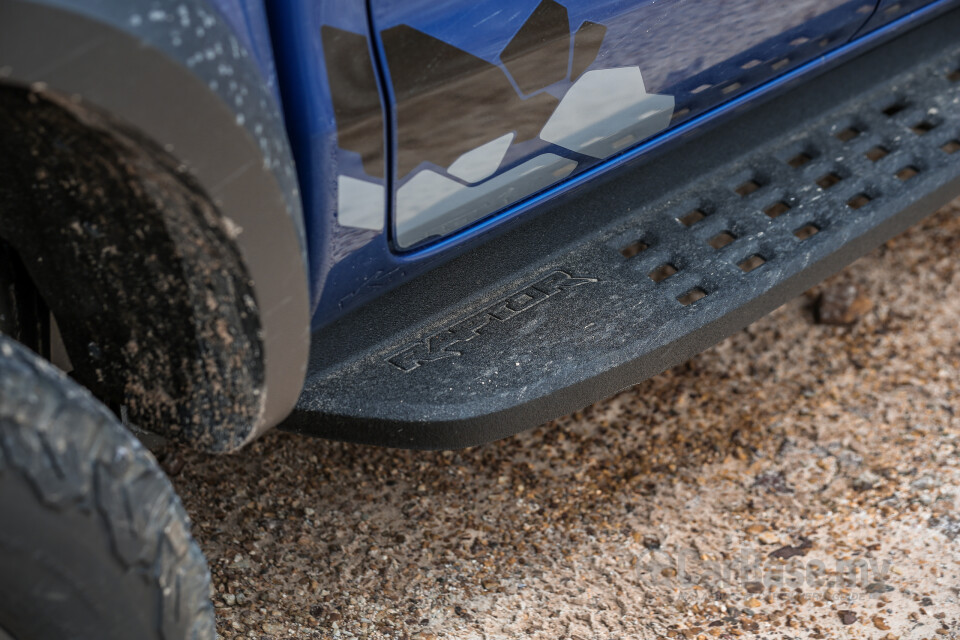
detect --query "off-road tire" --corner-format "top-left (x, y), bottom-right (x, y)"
top-left (0, 335), bottom-right (215, 640)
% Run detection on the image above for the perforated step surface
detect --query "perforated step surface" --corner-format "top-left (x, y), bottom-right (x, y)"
top-left (285, 10), bottom-right (960, 448)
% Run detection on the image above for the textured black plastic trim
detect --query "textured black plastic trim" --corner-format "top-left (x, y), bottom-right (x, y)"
top-left (286, 9), bottom-right (960, 449)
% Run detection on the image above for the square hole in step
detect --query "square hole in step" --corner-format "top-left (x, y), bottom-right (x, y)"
top-left (649, 263), bottom-right (678, 283)
top-left (764, 201), bottom-right (791, 218)
top-left (790, 36), bottom-right (810, 46)
top-left (847, 193), bottom-right (873, 210)
top-left (738, 254), bottom-right (766, 273)
top-left (911, 120), bottom-right (936, 135)
top-left (896, 165), bottom-right (920, 181)
top-left (816, 172), bottom-right (842, 189)
top-left (835, 127), bottom-right (861, 142)
top-left (671, 107), bottom-right (691, 121)
top-left (884, 2), bottom-right (901, 13)
top-left (708, 231), bottom-right (736, 249)
top-left (691, 83), bottom-right (712, 94)
top-left (865, 145), bottom-right (890, 162)
top-left (882, 102), bottom-right (907, 117)
top-left (722, 82), bottom-right (742, 95)
top-left (677, 288), bottom-right (707, 306)
top-left (620, 239), bottom-right (649, 258)
top-left (741, 59), bottom-right (762, 70)
top-left (735, 179), bottom-right (762, 197)
top-left (941, 139), bottom-right (960, 154)
top-left (948, 68), bottom-right (960, 82)
top-left (794, 223), bottom-right (820, 240)
top-left (771, 58), bottom-right (790, 71)
top-left (678, 208), bottom-right (708, 226)
top-left (787, 152), bottom-right (813, 168)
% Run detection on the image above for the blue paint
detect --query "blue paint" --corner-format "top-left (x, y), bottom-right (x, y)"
top-left (267, 2), bottom-right (390, 312)
top-left (266, 0), bottom-right (951, 330)
top-left (206, 0), bottom-right (280, 98)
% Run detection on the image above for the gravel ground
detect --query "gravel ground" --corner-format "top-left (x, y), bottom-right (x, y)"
top-left (168, 203), bottom-right (960, 640)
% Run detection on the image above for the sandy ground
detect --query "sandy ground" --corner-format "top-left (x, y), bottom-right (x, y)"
top-left (169, 204), bottom-right (960, 639)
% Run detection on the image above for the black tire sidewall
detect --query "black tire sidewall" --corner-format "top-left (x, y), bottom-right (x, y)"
top-left (0, 469), bottom-right (159, 640)
top-left (0, 336), bottom-right (214, 640)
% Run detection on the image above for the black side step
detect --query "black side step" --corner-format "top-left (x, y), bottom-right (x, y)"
top-left (284, 10), bottom-right (960, 449)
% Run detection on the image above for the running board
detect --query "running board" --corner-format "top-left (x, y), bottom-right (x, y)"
top-left (284, 10), bottom-right (960, 448)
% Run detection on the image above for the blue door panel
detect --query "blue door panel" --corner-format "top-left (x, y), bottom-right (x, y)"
top-left (268, 2), bottom-right (393, 312)
top-left (268, 0), bottom-right (942, 330)
top-left (368, 0), bottom-right (877, 249)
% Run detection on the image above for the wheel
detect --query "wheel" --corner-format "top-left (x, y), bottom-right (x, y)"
top-left (0, 334), bottom-right (215, 640)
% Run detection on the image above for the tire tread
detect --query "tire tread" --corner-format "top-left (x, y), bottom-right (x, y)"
top-left (0, 336), bottom-right (214, 640)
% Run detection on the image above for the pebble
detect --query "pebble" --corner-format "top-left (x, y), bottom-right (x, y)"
top-left (838, 610), bottom-right (858, 625)
top-left (757, 531), bottom-right (780, 545)
top-left (261, 622), bottom-right (285, 634)
top-left (853, 470), bottom-right (882, 491)
top-left (910, 475), bottom-right (938, 491)
top-left (873, 615), bottom-right (891, 631)
top-left (744, 582), bottom-right (764, 594)
top-left (816, 283), bottom-right (873, 325)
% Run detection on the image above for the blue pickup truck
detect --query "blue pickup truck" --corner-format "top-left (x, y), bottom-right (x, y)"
top-left (2, 0), bottom-right (959, 637)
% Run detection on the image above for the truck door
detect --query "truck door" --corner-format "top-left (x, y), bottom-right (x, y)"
top-left (365, 0), bottom-right (878, 248)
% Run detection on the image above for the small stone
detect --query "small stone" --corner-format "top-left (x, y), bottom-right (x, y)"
top-left (643, 536), bottom-right (661, 550)
top-left (873, 616), bottom-right (891, 631)
top-left (853, 470), bottom-right (881, 491)
top-left (744, 598), bottom-right (763, 608)
top-left (752, 471), bottom-right (794, 495)
top-left (838, 610), bottom-right (857, 625)
top-left (744, 581), bottom-right (764, 594)
top-left (745, 524), bottom-right (767, 535)
top-left (262, 621), bottom-right (285, 634)
top-left (911, 475), bottom-right (938, 491)
top-left (222, 593), bottom-right (236, 607)
top-left (768, 538), bottom-right (812, 559)
top-left (817, 284), bottom-right (873, 325)
top-left (865, 582), bottom-right (894, 594)
top-left (758, 531), bottom-right (780, 545)
top-left (929, 515), bottom-right (960, 540)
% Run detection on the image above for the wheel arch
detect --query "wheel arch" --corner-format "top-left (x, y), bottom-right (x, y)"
top-left (0, 0), bottom-right (310, 451)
